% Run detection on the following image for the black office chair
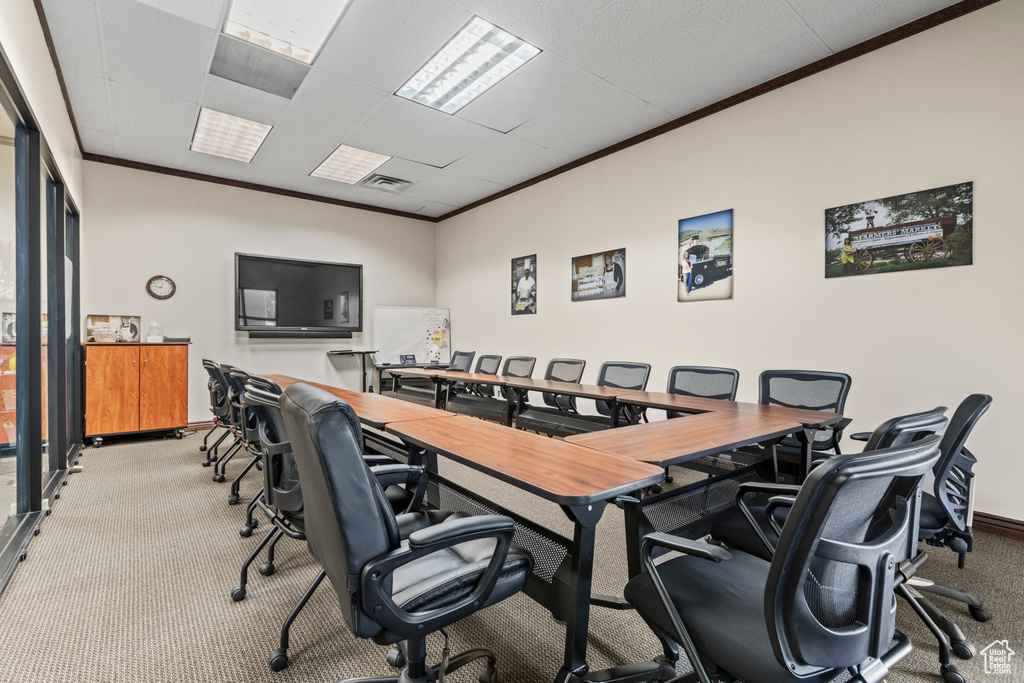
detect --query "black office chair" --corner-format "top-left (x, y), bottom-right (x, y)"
top-left (450, 353), bottom-right (501, 398)
top-left (207, 363), bottom-right (253, 483)
top-left (446, 356), bottom-right (536, 424)
top-left (623, 434), bottom-right (943, 683)
top-left (665, 366), bottom-right (739, 418)
top-left (710, 406), bottom-right (988, 682)
top-left (760, 369), bottom-right (852, 453)
top-left (516, 361), bottom-right (649, 438)
top-left (200, 359), bottom-right (231, 467)
top-left (278, 383), bottom-right (534, 682)
top-left (394, 350), bottom-right (477, 407)
top-left (511, 357), bottom-right (586, 434)
top-left (226, 367), bottom-right (269, 505)
top-left (901, 394), bottom-right (992, 667)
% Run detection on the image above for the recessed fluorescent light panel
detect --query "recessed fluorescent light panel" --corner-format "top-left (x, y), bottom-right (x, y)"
top-left (311, 144), bottom-right (391, 184)
top-left (397, 16), bottom-right (540, 114)
top-left (190, 107), bottom-right (272, 163)
top-left (224, 0), bottom-right (353, 64)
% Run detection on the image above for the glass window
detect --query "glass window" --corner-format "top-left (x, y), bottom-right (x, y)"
top-left (0, 107), bottom-right (16, 522)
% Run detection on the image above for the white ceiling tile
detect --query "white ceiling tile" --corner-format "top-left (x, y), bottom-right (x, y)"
top-left (199, 75), bottom-right (290, 126)
top-left (508, 80), bottom-right (648, 155)
top-left (79, 128), bottom-right (114, 156)
top-left (455, 52), bottom-right (599, 133)
top-left (344, 97), bottom-right (449, 158)
top-left (402, 169), bottom-right (504, 206)
top-left (107, 82), bottom-right (199, 148)
top-left (399, 117), bottom-right (502, 168)
top-left (785, 0), bottom-right (956, 52)
top-left (606, 1), bottom-right (828, 104)
top-left (373, 194), bottom-right (432, 215)
top-left (250, 127), bottom-right (340, 175)
top-left (136, 0), bottom-right (225, 29)
top-left (181, 150), bottom-right (249, 180)
top-left (373, 158), bottom-right (444, 183)
top-left (421, 202), bottom-right (459, 218)
top-left (97, 0), bottom-right (216, 102)
top-left (315, 0), bottom-right (474, 93)
top-left (474, 0), bottom-right (611, 48)
top-left (63, 71), bottom-right (111, 133)
top-left (40, 0), bottom-right (105, 79)
top-left (291, 176), bottom-right (389, 205)
top-left (277, 69), bottom-right (388, 141)
top-left (237, 164), bottom-right (307, 190)
top-left (551, 0), bottom-right (735, 77)
top-left (112, 135), bottom-right (186, 168)
top-left (445, 135), bottom-right (570, 185)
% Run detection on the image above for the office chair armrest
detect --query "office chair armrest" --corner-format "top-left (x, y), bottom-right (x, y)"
top-left (765, 495), bottom-right (797, 538)
top-left (407, 515), bottom-right (514, 552)
top-left (362, 454), bottom-right (396, 466)
top-left (735, 481), bottom-right (801, 499)
top-left (736, 484), bottom-right (798, 558)
top-left (361, 515), bottom-right (518, 636)
top-left (368, 464), bottom-right (425, 489)
top-left (835, 417), bottom-right (853, 432)
top-left (641, 532), bottom-right (732, 563)
top-left (849, 431), bottom-right (872, 442)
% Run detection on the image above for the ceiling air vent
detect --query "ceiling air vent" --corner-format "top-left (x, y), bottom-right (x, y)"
top-left (357, 174), bottom-right (413, 193)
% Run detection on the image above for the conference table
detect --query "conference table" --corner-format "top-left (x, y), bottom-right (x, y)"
top-left (268, 373), bottom-right (841, 682)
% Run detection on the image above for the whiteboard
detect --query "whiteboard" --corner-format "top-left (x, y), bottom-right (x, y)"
top-left (373, 307), bottom-right (451, 364)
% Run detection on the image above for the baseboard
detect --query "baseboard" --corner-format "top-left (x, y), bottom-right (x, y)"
top-left (188, 420), bottom-right (217, 430)
top-left (973, 511), bottom-right (1024, 542)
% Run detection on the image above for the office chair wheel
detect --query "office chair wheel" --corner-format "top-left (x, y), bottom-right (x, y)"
top-left (202, 459), bottom-right (212, 467)
top-left (969, 606), bottom-right (990, 622)
top-left (258, 562), bottom-right (275, 576)
top-left (268, 649), bottom-right (289, 672)
top-left (200, 444), bottom-right (207, 452)
top-left (228, 494), bottom-right (239, 505)
top-left (239, 524), bottom-right (254, 538)
top-left (951, 641), bottom-right (975, 660)
top-left (176, 430), bottom-right (184, 439)
top-left (213, 473), bottom-right (225, 483)
top-left (386, 645), bottom-right (405, 668)
top-left (941, 666), bottom-right (966, 683)
top-left (230, 586), bottom-right (246, 602)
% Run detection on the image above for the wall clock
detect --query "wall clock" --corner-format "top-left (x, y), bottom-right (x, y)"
top-left (146, 275), bottom-right (176, 300)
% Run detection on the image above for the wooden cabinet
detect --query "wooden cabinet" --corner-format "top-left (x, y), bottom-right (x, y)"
top-left (85, 343), bottom-right (188, 441)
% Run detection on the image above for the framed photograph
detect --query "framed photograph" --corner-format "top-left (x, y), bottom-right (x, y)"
top-left (678, 209), bottom-right (734, 301)
top-left (86, 314), bottom-right (141, 342)
top-left (2, 312), bottom-right (14, 343)
top-left (571, 248), bottom-right (625, 302)
top-left (825, 182), bottom-right (973, 278)
top-left (511, 255), bottom-right (537, 315)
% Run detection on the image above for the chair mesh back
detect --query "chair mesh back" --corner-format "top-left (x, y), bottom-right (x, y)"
top-left (542, 358), bottom-right (586, 409)
top-left (595, 362), bottom-right (651, 416)
top-left (449, 350), bottom-right (475, 373)
top-left (766, 435), bottom-right (941, 676)
top-left (666, 366), bottom-right (738, 418)
top-left (502, 356), bottom-right (536, 378)
top-left (759, 370), bottom-right (851, 450)
top-left (474, 354), bottom-right (501, 375)
top-left (203, 359), bottom-right (229, 418)
top-left (245, 380), bottom-right (302, 513)
top-left (932, 394), bottom-right (991, 533)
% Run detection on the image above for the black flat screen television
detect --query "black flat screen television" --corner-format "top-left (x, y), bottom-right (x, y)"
top-left (235, 253), bottom-right (363, 338)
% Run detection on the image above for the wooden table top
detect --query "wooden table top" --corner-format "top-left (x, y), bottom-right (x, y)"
top-left (503, 377), bottom-right (622, 400)
top-left (614, 389), bottom-right (842, 428)
top-left (386, 415), bottom-right (664, 506)
top-left (433, 371), bottom-right (509, 386)
top-left (565, 411), bottom-right (802, 467)
top-left (383, 367), bottom-right (444, 379)
top-left (265, 374), bottom-right (455, 429)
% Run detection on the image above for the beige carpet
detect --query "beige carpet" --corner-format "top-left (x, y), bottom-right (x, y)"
top-left (0, 432), bottom-right (1020, 683)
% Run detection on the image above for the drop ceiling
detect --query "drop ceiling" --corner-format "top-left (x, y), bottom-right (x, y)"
top-left (41, 0), bottom-right (961, 220)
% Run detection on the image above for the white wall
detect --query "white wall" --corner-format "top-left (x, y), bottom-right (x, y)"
top-left (0, 0), bottom-right (84, 203)
top-left (436, 2), bottom-right (1024, 519)
top-left (83, 162), bottom-right (437, 422)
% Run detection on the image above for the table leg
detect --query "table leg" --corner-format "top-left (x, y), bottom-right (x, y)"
top-left (553, 504), bottom-right (604, 683)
